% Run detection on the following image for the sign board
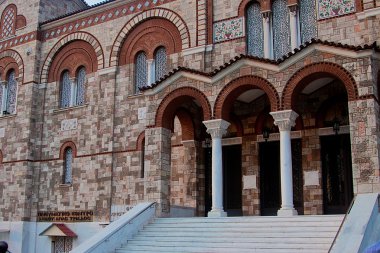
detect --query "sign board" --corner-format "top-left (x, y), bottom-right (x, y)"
top-left (37, 210), bottom-right (93, 222)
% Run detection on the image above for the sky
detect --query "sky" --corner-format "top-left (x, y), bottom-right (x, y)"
top-left (85, 0), bottom-right (106, 5)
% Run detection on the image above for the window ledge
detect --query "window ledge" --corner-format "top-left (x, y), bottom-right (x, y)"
top-left (53, 104), bottom-right (88, 114)
top-left (0, 113), bottom-right (16, 120)
top-left (59, 183), bottom-right (72, 188)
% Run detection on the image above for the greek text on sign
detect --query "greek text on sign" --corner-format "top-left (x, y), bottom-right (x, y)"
top-left (37, 210), bottom-right (93, 222)
top-left (61, 118), bottom-right (78, 131)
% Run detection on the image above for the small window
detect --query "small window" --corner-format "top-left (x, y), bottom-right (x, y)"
top-left (154, 47), bottom-right (167, 82)
top-left (0, 70), bottom-right (17, 116)
top-left (59, 68), bottom-right (86, 108)
top-left (63, 147), bottom-right (73, 184)
top-left (135, 52), bottom-right (148, 93)
top-left (1, 5), bottom-right (16, 39)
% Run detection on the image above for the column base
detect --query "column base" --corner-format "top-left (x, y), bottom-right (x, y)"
top-left (208, 209), bottom-right (227, 217)
top-left (277, 208), bottom-right (298, 216)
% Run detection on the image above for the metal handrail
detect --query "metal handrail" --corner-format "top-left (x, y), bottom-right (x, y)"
top-left (328, 196), bottom-right (356, 253)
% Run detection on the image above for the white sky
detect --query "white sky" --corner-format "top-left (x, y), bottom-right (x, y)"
top-left (85, 0), bottom-right (106, 5)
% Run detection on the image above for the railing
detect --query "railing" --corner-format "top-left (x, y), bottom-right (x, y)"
top-left (70, 202), bottom-right (156, 253)
top-left (329, 193), bottom-right (380, 253)
top-left (328, 196), bottom-right (356, 252)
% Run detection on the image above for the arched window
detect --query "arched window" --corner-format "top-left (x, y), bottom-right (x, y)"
top-left (60, 71), bottom-right (71, 108)
top-left (135, 51), bottom-right (148, 93)
top-left (76, 67), bottom-right (86, 106)
top-left (63, 147), bottom-right (73, 184)
top-left (272, 0), bottom-right (290, 60)
top-left (1, 70), bottom-right (17, 115)
top-left (246, 1), bottom-right (264, 57)
top-left (1, 5), bottom-right (16, 39)
top-left (154, 47), bottom-right (167, 82)
top-left (140, 137), bottom-right (145, 178)
top-left (59, 68), bottom-right (86, 108)
top-left (299, 0), bottom-right (317, 43)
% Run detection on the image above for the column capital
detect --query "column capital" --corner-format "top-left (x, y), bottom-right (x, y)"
top-left (203, 119), bottom-right (230, 139)
top-left (262, 11), bottom-right (271, 22)
top-left (270, 110), bottom-right (298, 131)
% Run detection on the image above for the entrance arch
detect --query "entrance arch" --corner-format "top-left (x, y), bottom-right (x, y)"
top-left (154, 87), bottom-right (211, 217)
top-left (286, 63), bottom-right (356, 214)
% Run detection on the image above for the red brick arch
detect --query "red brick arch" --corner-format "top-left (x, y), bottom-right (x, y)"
top-left (214, 75), bottom-right (280, 120)
top-left (282, 62), bottom-right (359, 110)
top-left (136, 131), bottom-right (145, 151)
top-left (118, 18), bottom-right (182, 65)
top-left (41, 32), bottom-right (104, 84)
top-left (0, 49), bottom-right (24, 82)
top-left (59, 141), bottom-right (77, 159)
top-left (155, 87), bottom-right (212, 130)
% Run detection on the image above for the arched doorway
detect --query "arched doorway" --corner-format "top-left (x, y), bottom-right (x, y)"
top-left (155, 87), bottom-right (211, 217)
top-left (214, 75), bottom-right (280, 216)
top-left (287, 64), bottom-right (356, 214)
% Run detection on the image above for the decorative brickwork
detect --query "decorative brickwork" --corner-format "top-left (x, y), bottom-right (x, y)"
top-left (110, 8), bottom-right (190, 66)
top-left (0, 49), bottom-right (23, 82)
top-left (41, 32), bottom-right (104, 83)
top-left (155, 87), bottom-right (212, 129)
top-left (282, 62), bottom-right (359, 110)
top-left (118, 18), bottom-right (182, 65)
top-left (214, 75), bottom-right (280, 120)
top-left (59, 141), bottom-right (77, 159)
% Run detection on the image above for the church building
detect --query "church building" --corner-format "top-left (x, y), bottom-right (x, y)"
top-left (0, 0), bottom-right (379, 252)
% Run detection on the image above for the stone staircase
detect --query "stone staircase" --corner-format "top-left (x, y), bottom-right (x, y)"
top-left (115, 215), bottom-right (344, 253)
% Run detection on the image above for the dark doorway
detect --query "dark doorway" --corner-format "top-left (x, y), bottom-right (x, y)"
top-left (259, 140), bottom-right (303, 216)
top-left (223, 145), bottom-right (242, 216)
top-left (204, 145), bottom-right (242, 216)
top-left (321, 134), bottom-right (353, 214)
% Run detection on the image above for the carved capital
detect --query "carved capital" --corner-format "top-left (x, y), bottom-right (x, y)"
top-left (270, 110), bottom-right (298, 131)
top-left (262, 11), bottom-right (271, 23)
top-left (203, 119), bottom-right (230, 139)
top-left (288, 4), bottom-right (298, 16)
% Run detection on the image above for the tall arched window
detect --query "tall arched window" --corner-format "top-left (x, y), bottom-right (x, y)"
top-left (60, 71), bottom-right (71, 108)
top-left (1, 5), bottom-right (16, 39)
top-left (135, 51), bottom-right (148, 93)
top-left (299, 0), bottom-right (317, 43)
top-left (1, 70), bottom-right (17, 115)
top-left (59, 68), bottom-right (86, 108)
top-left (154, 47), bottom-right (167, 82)
top-left (76, 67), bottom-right (86, 106)
top-left (246, 1), bottom-right (264, 57)
top-left (63, 147), bottom-right (73, 184)
top-left (272, 0), bottom-right (290, 60)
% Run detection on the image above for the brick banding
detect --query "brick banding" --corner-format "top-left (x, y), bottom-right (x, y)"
top-left (110, 8), bottom-right (190, 67)
top-left (282, 62), bottom-right (359, 110)
top-left (155, 87), bottom-right (212, 130)
top-left (40, 32), bottom-right (104, 84)
top-left (214, 75), bottom-right (280, 120)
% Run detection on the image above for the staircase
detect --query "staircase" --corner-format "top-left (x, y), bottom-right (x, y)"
top-left (115, 215), bottom-right (344, 253)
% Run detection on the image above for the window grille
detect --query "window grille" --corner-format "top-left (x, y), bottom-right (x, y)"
top-left (1, 6), bottom-right (15, 38)
top-left (5, 70), bottom-right (16, 114)
top-left (64, 148), bottom-right (73, 184)
top-left (272, 0), bottom-right (290, 60)
top-left (154, 47), bottom-right (167, 82)
top-left (60, 71), bottom-right (71, 108)
top-left (246, 2), bottom-right (264, 57)
top-left (135, 52), bottom-right (148, 93)
top-left (76, 67), bottom-right (86, 105)
top-left (299, 0), bottom-right (317, 43)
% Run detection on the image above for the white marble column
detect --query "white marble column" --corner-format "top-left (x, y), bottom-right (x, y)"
top-left (270, 110), bottom-right (299, 216)
top-left (203, 119), bottom-right (230, 217)
top-left (262, 11), bottom-right (272, 59)
top-left (147, 59), bottom-right (154, 85)
top-left (289, 5), bottom-right (299, 51)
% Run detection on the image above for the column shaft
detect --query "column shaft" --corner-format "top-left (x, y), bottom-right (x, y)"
top-left (289, 5), bottom-right (299, 51)
top-left (262, 12), bottom-right (271, 59)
